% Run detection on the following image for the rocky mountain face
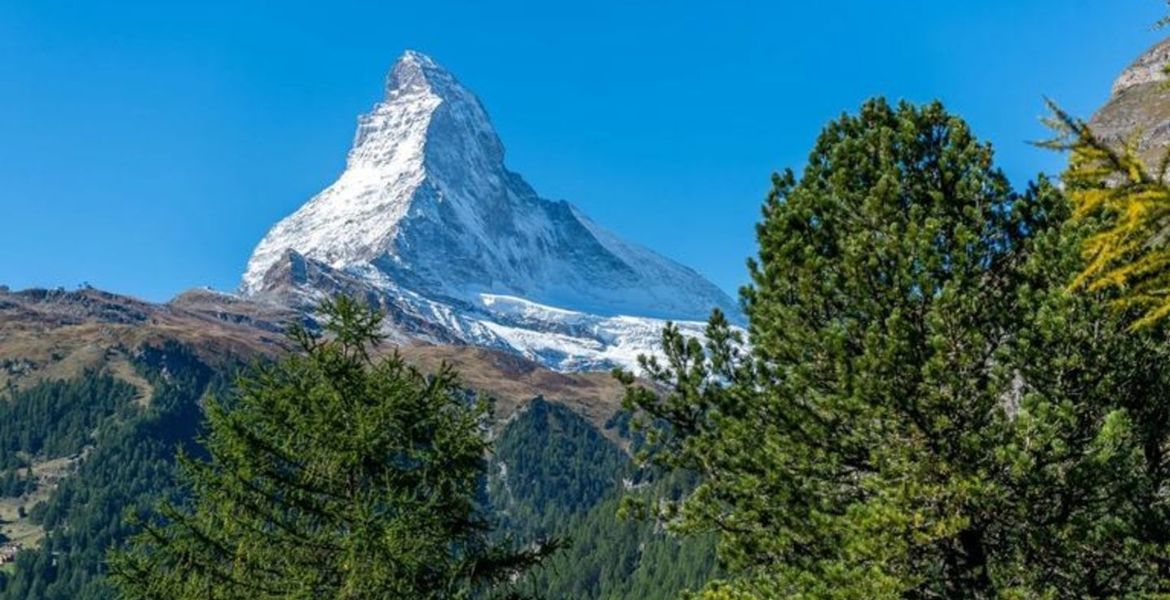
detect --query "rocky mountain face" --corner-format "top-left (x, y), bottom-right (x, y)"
top-left (241, 51), bottom-right (739, 372)
top-left (1090, 37), bottom-right (1170, 167)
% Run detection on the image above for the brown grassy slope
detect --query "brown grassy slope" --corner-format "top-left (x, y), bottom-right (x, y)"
top-left (0, 286), bottom-right (626, 430)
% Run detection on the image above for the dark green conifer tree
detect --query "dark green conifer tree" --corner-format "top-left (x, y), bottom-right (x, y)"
top-left (109, 296), bottom-right (554, 600)
top-left (620, 99), bottom-right (1170, 598)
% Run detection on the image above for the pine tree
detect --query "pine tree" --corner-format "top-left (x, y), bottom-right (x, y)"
top-left (991, 180), bottom-right (1170, 596)
top-left (108, 296), bottom-right (554, 600)
top-left (619, 99), bottom-right (1170, 597)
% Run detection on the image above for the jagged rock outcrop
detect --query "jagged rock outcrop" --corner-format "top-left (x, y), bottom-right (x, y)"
top-left (1091, 37), bottom-right (1170, 167)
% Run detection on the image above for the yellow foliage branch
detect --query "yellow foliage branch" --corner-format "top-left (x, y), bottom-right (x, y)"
top-left (1042, 100), bottom-right (1170, 329)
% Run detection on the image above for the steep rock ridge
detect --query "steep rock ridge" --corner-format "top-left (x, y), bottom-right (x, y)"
top-left (1112, 37), bottom-right (1170, 95)
top-left (1090, 37), bottom-right (1170, 167)
top-left (242, 51), bottom-right (738, 371)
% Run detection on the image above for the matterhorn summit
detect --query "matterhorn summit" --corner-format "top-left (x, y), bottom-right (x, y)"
top-left (242, 50), bottom-right (739, 371)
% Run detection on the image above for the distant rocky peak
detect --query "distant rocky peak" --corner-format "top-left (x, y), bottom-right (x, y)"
top-left (1112, 37), bottom-right (1170, 95)
top-left (1091, 37), bottom-right (1170, 169)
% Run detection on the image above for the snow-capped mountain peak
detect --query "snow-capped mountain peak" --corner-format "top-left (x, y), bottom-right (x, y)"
top-left (386, 50), bottom-right (441, 94)
top-left (241, 51), bottom-right (739, 371)
top-left (242, 50), bottom-right (499, 292)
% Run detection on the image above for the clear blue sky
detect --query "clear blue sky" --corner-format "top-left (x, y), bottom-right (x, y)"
top-left (1, 1), bottom-right (1165, 301)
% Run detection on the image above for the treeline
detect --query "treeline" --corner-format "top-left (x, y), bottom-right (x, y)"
top-left (0, 343), bottom-right (229, 600)
top-left (521, 480), bottom-right (718, 599)
top-left (0, 374), bottom-right (137, 471)
top-left (0, 334), bottom-right (710, 599)
top-left (491, 399), bottom-right (717, 599)
top-left (0, 469), bottom-right (35, 498)
top-left (488, 397), bottom-right (629, 539)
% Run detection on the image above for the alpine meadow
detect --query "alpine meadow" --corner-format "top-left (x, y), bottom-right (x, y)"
top-left (5, 2), bottom-right (1170, 599)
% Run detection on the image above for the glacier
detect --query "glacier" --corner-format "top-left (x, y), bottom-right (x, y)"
top-left (241, 50), bottom-right (739, 372)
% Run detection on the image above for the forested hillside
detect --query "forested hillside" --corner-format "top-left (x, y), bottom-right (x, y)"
top-left (0, 344), bottom-right (229, 599)
top-left (0, 342), bottom-right (710, 599)
top-left (492, 399), bottom-right (717, 599)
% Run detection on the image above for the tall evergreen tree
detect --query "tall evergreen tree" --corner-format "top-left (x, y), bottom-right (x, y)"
top-left (109, 296), bottom-right (554, 600)
top-left (620, 99), bottom-right (1170, 597)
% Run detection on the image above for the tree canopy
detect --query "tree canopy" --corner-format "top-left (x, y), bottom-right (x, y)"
top-left (109, 296), bottom-right (554, 600)
top-left (621, 98), bottom-right (1170, 598)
